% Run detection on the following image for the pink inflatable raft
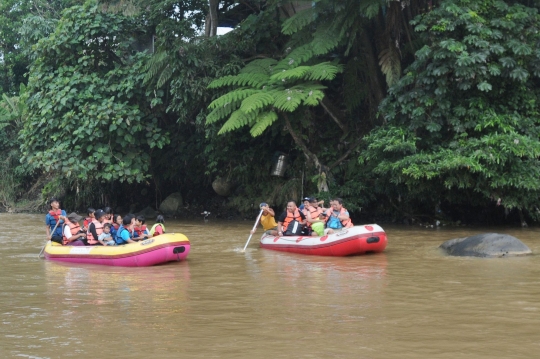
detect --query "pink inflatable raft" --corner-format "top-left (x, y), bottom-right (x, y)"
top-left (260, 224), bottom-right (387, 256)
top-left (44, 233), bottom-right (190, 267)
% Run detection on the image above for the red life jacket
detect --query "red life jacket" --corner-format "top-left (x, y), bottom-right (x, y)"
top-left (325, 207), bottom-right (353, 228)
top-left (86, 219), bottom-right (103, 245)
top-left (62, 220), bottom-right (81, 245)
top-left (83, 217), bottom-right (93, 229)
top-left (282, 208), bottom-right (303, 229)
top-left (134, 225), bottom-right (147, 237)
top-left (49, 209), bottom-right (62, 221)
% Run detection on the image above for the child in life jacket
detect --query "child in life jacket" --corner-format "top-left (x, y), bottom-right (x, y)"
top-left (133, 215), bottom-right (150, 241)
top-left (98, 223), bottom-right (116, 246)
top-left (150, 215), bottom-right (165, 236)
top-left (83, 207), bottom-right (95, 230)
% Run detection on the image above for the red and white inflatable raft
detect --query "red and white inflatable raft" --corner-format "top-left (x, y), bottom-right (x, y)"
top-left (260, 224), bottom-right (387, 256)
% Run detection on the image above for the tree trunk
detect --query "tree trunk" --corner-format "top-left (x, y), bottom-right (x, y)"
top-left (207, 0), bottom-right (219, 37)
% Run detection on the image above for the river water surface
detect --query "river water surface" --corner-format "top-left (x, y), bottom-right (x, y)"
top-left (1, 213), bottom-right (540, 358)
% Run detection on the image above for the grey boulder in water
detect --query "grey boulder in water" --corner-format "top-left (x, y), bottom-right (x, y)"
top-left (440, 233), bottom-right (532, 257)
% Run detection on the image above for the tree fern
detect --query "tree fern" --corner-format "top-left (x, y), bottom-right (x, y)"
top-left (239, 92), bottom-right (276, 113)
top-left (310, 24), bottom-right (341, 56)
top-left (206, 101), bottom-right (240, 124)
top-left (273, 90), bottom-right (307, 112)
top-left (156, 63), bottom-right (173, 88)
top-left (218, 108), bottom-right (259, 134)
top-left (208, 73), bottom-right (269, 89)
top-left (282, 4), bottom-right (318, 35)
top-left (249, 112), bottom-right (278, 136)
top-left (241, 58), bottom-right (278, 74)
top-left (306, 62), bottom-right (342, 81)
top-left (379, 45), bottom-right (402, 87)
top-left (270, 66), bottom-right (311, 81)
top-left (143, 50), bottom-right (169, 85)
top-left (208, 89), bottom-right (258, 109)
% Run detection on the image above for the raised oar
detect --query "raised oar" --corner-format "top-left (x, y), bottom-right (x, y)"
top-left (241, 209), bottom-right (264, 253)
top-left (38, 219), bottom-right (61, 258)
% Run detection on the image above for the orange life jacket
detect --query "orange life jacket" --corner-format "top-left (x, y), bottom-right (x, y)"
top-left (86, 219), bottom-right (103, 245)
top-left (62, 220), bottom-right (81, 245)
top-left (325, 207), bottom-right (353, 228)
top-left (303, 206), bottom-right (324, 228)
top-left (282, 208), bottom-right (303, 229)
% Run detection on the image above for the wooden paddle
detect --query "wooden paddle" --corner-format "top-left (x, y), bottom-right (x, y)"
top-left (38, 217), bottom-right (61, 258)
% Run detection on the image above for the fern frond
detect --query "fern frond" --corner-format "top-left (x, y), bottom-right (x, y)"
top-left (206, 101), bottom-right (241, 124)
top-left (241, 58), bottom-right (278, 75)
top-left (249, 111), bottom-right (279, 136)
top-left (379, 45), bottom-right (402, 87)
top-left (1, 94), bottom-right (18, 115)
top-left (360, 0), bottom-right (383, 19)
top-left (302, 89), bottom-right (325, 106)
top-left (208, 73), bottom-right (269, 89)
top-left (218, 109), bottom-right (259, 134)
top-left (208, 89), bottom-right (258, 109)
top-left (239, 92), bottom-right (276, 113)
top-left (270, 66), bottom-right (311, 81)
top-left (156, 64), bottom-right (174, 88)
top-left (274, 90), bottom-right (307, 112)
top-left (311, 24), bottom-right (341, 56)
top-left (274, 45), bottom-right (313, 71)
top-left (143, 50), bottom-right (169, 84)
top-left (306, 62), bottom-right (342, 81)
top-left (282, 5), bottom-right (318, 35)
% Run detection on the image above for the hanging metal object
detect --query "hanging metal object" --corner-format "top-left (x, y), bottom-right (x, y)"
top-left (271, 152), bottom-right (288, 177)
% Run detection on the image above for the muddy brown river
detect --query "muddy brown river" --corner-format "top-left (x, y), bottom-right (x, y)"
top-left (1, 213), bottom-right (539, 358)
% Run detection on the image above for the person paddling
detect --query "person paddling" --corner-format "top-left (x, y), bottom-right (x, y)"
top-left (250, 203), bottom-right (278, 236)
top-left (45, 198), bottom-right (66, 244)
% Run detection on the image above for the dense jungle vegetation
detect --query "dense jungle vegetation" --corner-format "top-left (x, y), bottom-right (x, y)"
top-left (1, 0), bottom-right (540, 225)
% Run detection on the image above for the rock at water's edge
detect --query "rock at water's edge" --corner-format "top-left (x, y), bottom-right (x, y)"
top-left (135, 206), bottom-right (158, 219)
top-left (159, 192), bottom-right (183, 215)
top-left (440, 233), bottom-right (532, 257)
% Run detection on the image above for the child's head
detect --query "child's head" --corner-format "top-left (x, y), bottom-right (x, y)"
top-left (136, 215), bottom-right (145, 225)
top-left (103, 206), bottom-right (112, 218)
top-left (123, 215), bottom-right (133, 226)
top-left (103, 223), bottom-right (112, 233)
top-left (156, 215), bottom-right (165, 224)
top-left (318, 213), bottom-right (326, 220)
top-left (87, 207), bottom-right (96, 217)
top-left (115, 214), bottom-right (122, 225)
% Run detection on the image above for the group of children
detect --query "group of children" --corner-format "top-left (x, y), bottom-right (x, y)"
top-left (45, 198), bottom-right (166, 246)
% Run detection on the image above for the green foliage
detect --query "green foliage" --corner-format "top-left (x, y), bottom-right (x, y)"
top-left (20, 1), bottom-right (169, 183)
top-left (366, 0), bottom-right (540, 217)
top-left (207, 56), bottom-right (341, 136)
